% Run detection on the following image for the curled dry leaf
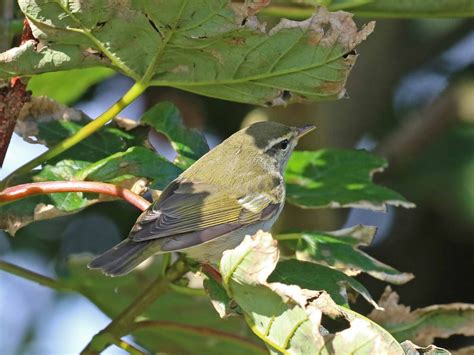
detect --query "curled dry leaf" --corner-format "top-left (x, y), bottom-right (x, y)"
top-left (15, 96), bottom-right (84, 144)
top-left (0, 79), bottom-right (31, 166)
top-left (215, 231), bottom-right (404, 354)
top-left (400, 340), bottom-right (449, 355)
top-left (453, 346), bottom-right (474, 355)
top-left (2, 202), bottom-right (80, 236)
top-left (369, 287), bottom-right (474, 348)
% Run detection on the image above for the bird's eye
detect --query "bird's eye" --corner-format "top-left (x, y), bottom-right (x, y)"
top-left (278, 139), bottom-right (289, 150)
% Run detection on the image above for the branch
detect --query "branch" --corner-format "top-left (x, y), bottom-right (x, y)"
top-left (0, 260), bottom-right (74, 292)
top-left (1, 81), bottom-right (146, 186)
top-left (131, 320), bottom-right (267, 354)
top-left (260, 4), bottom-right (474, 19)
top-left (201, 262), bottom-right (222, 284)
top-left (81, 259), bottom-right (190, 355)
top-left (374, 85), bottom-right (473, 169)
top-left (169, 283), bottom-right (207, 296)
top-left (110, 337), bottom-right (145, 355)
top-left (0, 181), bottom-right (151, 211)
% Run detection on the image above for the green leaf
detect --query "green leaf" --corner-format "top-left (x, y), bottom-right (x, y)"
top-left (0, 160), bottom-right (95, 235)
top-left (76, 146), bottom-right (183, 190)
top-left (15, 97), bottom-right (139, 163)
top-left (140, 102), bottom-right (209, 169)
top-left (34, 159), bottom-right (91, 211)
top-left (285, 149), bottom-right (415, 211)
top-left (369, 287), bottom-right (474, 347)
top-left (27, 67), bottom-right (115, 105)
top-left (63, 256), bottom-right (263, 355)
top-left (268, 259), bottom-right (380, 309)
top-left (217, 231), bottom-right (404, 354)
top-left (204, 277), bottom-right (240, 318)
top-left (0, 145), bottom-right (181, 234)
top-left (2, 2), bottom-right (374, 105)
top-left (280, 225), bottom-right (414, 284)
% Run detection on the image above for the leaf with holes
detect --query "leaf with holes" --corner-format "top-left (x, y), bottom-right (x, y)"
top-left (285, 149), bottom-right (415, 211)
top-left (268, 259), bottom-right (380, 309)
top-left (217, 231), bottom-right (404, 354)
top-left (369, 287), bottom-right (474, 349)
top-left (279, 225), bottom-right (414, 284)
top-left (1, 1), bottom-right (374, 105)
top-left (15, 96), bottom-right (139, 163)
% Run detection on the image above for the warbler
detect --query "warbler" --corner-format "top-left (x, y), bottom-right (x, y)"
top-left (89, 121), bottom-right (315, 276)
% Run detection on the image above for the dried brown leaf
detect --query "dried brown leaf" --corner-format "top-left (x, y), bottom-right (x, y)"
top-left (15, 96), bottom-right (83, 144)
top-left (369, 287), bottom-right (474, 346)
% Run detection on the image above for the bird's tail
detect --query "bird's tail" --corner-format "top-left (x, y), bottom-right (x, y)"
top-left (88, 239), bottom-right (160, 277)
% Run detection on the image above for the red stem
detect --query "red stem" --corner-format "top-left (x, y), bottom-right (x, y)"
top-left (201, 263), bottom-right (222, 284)
top-left (131, 320), bottom-right (266, 353)
top-left (0, 181), bottom-right (151, 211)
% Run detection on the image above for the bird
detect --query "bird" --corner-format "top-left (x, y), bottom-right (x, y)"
top-left (88, 121), bottom-right (315, 276)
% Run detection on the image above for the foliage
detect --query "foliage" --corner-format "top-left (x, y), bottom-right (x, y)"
top-left (0, 1), bottom-right (473, 355)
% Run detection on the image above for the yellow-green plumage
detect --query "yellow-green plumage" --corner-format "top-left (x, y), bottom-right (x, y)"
top-left (88, 121), bottom-right (315, 276)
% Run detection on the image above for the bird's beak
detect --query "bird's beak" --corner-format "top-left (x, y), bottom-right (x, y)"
top-left (296, 125), bottom-right (316, 139)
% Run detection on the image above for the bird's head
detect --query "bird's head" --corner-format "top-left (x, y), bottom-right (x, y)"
top-left (231, 121), bottom-right (316, 173)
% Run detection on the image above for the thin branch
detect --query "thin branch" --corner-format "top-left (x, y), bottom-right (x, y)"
top-left (131, 320), bottom-right (267, 354)
top-left (374, 87), bottom-right (462, 169)
top-left (260, 4), bottom-right (474, 19)
top-left (159, 252), bottom-right (171, 277)
top-left (201, 262), bottom-right (222, 284)
top-left (274, 233), bottom-right (301, 241)
top-left (169, 283), bottom-right (207, 296)
top-left (81, 259), bottom-right (190, 355)
top-left (1, 81), bottom-right (146, 187)
top-left (0, 260), bottom-right (74, 292)
top-left (0, 181), bottom-right (151, 211)
top-left (110, 337), bottom-right (145, 355)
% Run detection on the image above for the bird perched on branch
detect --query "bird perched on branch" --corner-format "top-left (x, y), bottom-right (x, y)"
top-left (89, 121), bottom-right (315, 276)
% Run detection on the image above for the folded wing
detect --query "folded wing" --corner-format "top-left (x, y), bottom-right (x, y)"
top-left (129, 179), bottom-right (279, 251)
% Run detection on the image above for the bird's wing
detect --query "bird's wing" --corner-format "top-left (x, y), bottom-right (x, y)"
top-left (129, 179), bottom-right (280, 244)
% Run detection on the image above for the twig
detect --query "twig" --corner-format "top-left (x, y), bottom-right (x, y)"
top-left (81, 259), bottom-right (189, 355)
top-left (374, 87), bottom-right (461, 168)
top-left (201, 263), bottom-right (222, 284)
top-left (260, 4), bottom-right (474, 19)
top-left (0, 260), bottom-right (74, 292)
top-left (169, 283), bottom-right (207, 296)
top-left (0, 181), bottom-right (151, 211)
top-left (110, 337), bottom-right (145, 355)
top-left (131, 320), bottom-right (267, 354)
